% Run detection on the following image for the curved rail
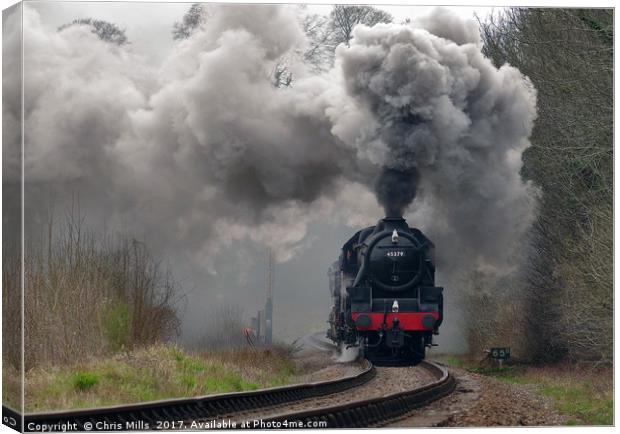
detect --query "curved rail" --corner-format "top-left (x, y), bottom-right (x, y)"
top-left (19, 360), bottom-right (375, 431)
top-left (253, 361), bottom-right (455, 428)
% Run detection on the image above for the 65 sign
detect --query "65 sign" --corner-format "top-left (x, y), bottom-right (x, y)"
top-left (490, 347), bottom-right (511, 360)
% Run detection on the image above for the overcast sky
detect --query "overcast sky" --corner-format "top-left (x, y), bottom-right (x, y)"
top-left (29, 2), bottom-right (496, 65)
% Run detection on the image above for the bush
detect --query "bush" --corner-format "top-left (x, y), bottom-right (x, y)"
top-left (198, 304), bottom-right (247, 349)
top-left (102, 302), bottom-right (132, 352)
top-left (15, 206), bottom-right (182, 370)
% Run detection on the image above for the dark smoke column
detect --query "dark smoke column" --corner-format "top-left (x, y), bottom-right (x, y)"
top-left (375, 168), bottom-right (419, 217)
top-left (335, 11), bottom-right (537, 267)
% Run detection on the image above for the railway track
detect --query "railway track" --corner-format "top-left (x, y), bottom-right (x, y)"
top-left (241, 361), bottom-right (455, 429)
top-left (19, 360), bottom-right (454, 431)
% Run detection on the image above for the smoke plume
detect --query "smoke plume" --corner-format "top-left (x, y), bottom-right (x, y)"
top-left (9, 4), bottom-right (537, 276)
top-left (374, 169), bottom-right (419, 218)
top-left (335, 13), bottom-right (538, 267)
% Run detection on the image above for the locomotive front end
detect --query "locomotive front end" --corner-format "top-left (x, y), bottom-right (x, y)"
top-left (328, 216), bottom-right (443, 364)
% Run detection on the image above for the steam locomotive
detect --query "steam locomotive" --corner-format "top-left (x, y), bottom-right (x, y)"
top-left (327, 216), bottom-right (443, 364)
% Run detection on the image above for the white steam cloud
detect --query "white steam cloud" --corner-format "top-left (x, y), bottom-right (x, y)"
top-left (11, 4), bottom-right (537, 274)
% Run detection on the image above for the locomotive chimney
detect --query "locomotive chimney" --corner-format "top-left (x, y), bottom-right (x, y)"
top-left (374, 168), bottom-right (418, 220)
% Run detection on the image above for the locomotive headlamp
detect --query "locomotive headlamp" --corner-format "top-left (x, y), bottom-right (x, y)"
top-left (391, 229), bottom-right (399, 244)
top-left (392, 300), bottom-right (399, 312)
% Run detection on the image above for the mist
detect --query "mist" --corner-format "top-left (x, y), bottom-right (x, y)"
top-left (6, 4), bottom-right (537, 351)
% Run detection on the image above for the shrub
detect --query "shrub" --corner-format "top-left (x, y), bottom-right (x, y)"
top-left (102, 302), bottom-right (132, 352)
top-left (17, 206), bottom-right (182, 370)
top-left (71, 371), bottom-right (99, 391)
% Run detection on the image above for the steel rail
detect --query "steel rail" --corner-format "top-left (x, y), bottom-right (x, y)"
top-left (251, 361), bottom-right (455, 429)
top-left (19, 360), bottom-right (375, 431)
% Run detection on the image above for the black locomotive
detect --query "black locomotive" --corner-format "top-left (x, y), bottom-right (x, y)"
top-left (327, 216), bottom-right (443, 364)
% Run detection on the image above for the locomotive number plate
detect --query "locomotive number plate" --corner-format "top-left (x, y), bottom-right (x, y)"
top-left (386, 251), bottom-right (405, 257)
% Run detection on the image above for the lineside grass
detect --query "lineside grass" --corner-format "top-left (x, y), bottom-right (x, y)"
top-left (437, 354), bottom-right (612, 425)
top-left (2, 363), bottom-right (21, 410)
top-left (25, 344), bottom-right (297, 412)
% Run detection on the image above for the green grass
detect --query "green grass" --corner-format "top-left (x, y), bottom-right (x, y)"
top-left (539, 384), bottom-right (613, 426)
top-left (2, 363), bottom-right (21, 409)
top-left (71, 372), bottom-right (100, 391)
top-left (467, 366), bottom-right (530, 385)
top-left (25, 344), bottom-right (296, 412)
top-left (439, 354), bottom-right (612, 425)
top-left (440, 355), bottom-right (466, 368)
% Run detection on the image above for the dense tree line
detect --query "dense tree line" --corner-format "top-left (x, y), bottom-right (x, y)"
top-left (469, 9), bottom-right (613, 364)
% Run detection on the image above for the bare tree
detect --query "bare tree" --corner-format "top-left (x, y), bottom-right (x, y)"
top-left (271, 63), bottom-right (293, 88)
top-left (172, 3), bottom-right (207, 40)
top-left (200, 304), bottom-right (247, 349)
top-left (58, 18), bottom-right (128, 45)
top-left (302, 12), bottom-right (336, 72)
top-left (300, 5), bottom-right (393, 71)
top-left (20, 204), bottom-right (182, 369)
top-left (330, 5), bottom-right (393, 47)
